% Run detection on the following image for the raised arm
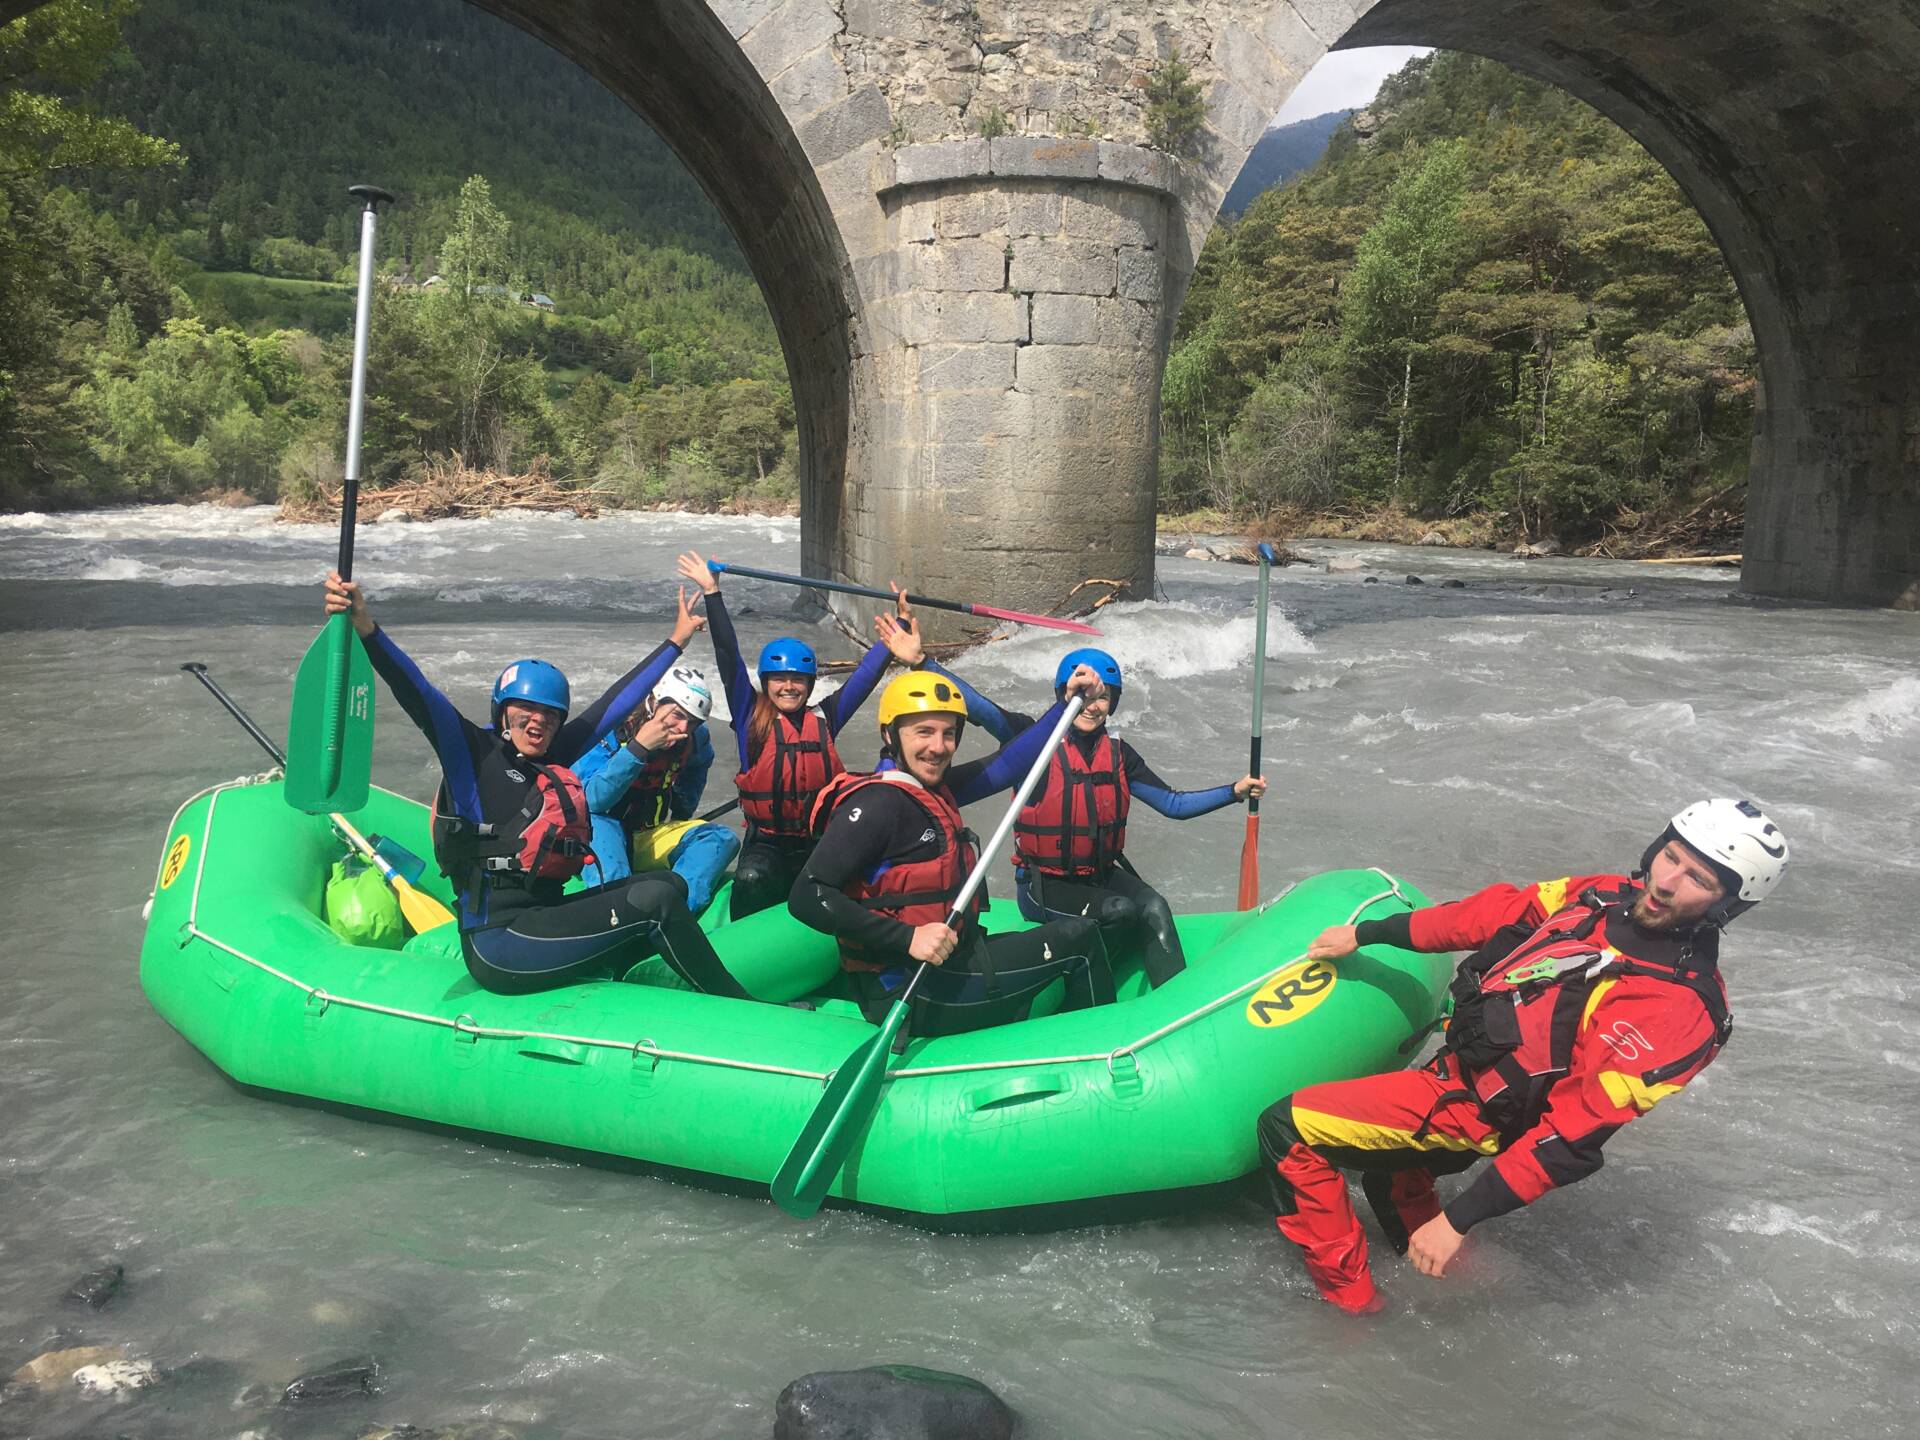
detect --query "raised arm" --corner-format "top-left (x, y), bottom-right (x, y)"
top-left (680, 551), bottom-right (758, 768)
top-left (557, 586), bottom-right (704, 759)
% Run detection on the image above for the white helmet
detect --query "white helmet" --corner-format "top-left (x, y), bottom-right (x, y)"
top-left (652, 664), bottom-right (712, 724)
top-left (1643, 798), bottom-right (1788, 925)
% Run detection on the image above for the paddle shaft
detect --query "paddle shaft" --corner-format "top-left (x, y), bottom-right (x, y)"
top-left (1237, 544), bottom-right (1275, 909)
top-left (337, 186), bottom-right (392, 580)
top-left (184, 663), bottom-right (287, 765)
top-left (896, 694), bottom-right (1086, 1007)
top-left (706, 560), bottom-right (1099, 635)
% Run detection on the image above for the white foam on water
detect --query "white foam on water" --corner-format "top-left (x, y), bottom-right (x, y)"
top-left (1798, 676), bottom-right (1920, 743)
top-left (77, 556), bottom-right (157, 581)
top-left (1441, 629), bottom-right (1529, 646)
top-left (963, 600), bottom-right (1316, 690)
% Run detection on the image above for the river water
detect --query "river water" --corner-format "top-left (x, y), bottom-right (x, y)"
top-left (1, 504), bottom-right (1914, 1439)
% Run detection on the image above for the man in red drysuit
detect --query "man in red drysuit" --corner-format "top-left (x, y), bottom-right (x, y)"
top-left (1257, 798), bottom-right (1790, 1314)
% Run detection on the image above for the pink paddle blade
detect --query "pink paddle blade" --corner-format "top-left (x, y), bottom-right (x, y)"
top-left (966, 602), bottom-right (1102, 635)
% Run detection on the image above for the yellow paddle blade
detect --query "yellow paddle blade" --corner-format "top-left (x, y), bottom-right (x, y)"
top-left (390, 874), bottom-right (455, 933)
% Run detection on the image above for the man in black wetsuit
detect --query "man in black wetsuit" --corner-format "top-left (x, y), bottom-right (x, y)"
top-left (322, 572), bottom-right (748, 998)
top-left (788, 666), bottom-right (1116, 1037)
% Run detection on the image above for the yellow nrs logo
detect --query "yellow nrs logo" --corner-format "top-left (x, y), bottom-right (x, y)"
top-left (159, 834), bottom-right (192, 890)
top-left (1246, 958), bottom-right (1337, 1028)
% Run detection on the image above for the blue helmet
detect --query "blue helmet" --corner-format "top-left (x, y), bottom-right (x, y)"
top-left (1054, 647), bottom-right (1123, 705)
top-left (757, 637), bottom-right (818, 679)
top-left (491, 659), bottom-right (570, 723)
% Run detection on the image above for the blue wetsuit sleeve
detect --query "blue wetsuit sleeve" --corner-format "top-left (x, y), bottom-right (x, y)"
top-left (556, 640), bottom-right (681, 763)
top-left (948, 698), bottom-right (1070, 805)
top-left (1122, 740), bottom-right (1239, 819)
top-left (671, 727), bottom-right (713, 819)
top-left (826, 639), bottom-right (893, 735)
top-left (922, 660), bottom-right (1021, 744)
top-left (704, 591), bottom-right (759, 770)
top-left (362, 625), bottom-right (486, 817)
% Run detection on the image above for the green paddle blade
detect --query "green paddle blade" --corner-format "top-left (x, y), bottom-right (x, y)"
top-left (284, 613), bottom-right (374, 814)
top-left (771, 1000), bottom-right (910, 1218)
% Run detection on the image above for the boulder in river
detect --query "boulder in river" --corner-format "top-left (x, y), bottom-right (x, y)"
top-left (1417, 531), bottom-right (1446, 546)
top-left (1513, 538), bottom-right (1561, 557)
top-left (1405, 574), bottom-right (1425, 585)
top-left (1325, 555), bottom-right (1366, 573)
top-left (65, 1262), bottom-right (126, 1307)
top-left (74, 1358), bottom-right (158, 1394)
top-left (280, 1356), bottom-right (380, 1404)
top-left (375, 508), bottom-right (413, 524)
top-left (774, 1364), bottom-right (1014, 1440)
top-left (1182, 547), bottom-right (1213, 561)
top-left (7, 1345), bottom-right (130, 1395)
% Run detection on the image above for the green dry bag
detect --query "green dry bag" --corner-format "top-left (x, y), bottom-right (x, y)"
top-left (325, 854), bottom-right (405, 950)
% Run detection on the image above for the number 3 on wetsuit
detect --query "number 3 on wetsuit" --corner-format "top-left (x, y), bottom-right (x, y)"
top-left (1246, 959), bottom-right (1336, 1028)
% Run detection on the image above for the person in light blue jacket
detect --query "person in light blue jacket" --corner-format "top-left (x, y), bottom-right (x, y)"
top-left (573, 664), bottom-right (739, 915)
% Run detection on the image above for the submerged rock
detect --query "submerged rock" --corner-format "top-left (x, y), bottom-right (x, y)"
top-left (65, 1262), bottom-right (126, 1308)
top-left (74, 1358), bottom-right (158, 1394)
top-left (281, 1356), bottom-right (380, 1404)
top-left (1405, 574), bottom-right (1425, 585)
top-left (1441, 579), bottom-right (1466, 589)
top-left (8, 1345), bottom-right (128, 1394)
top-left (774, 1365), bottom-right (1014, 1440)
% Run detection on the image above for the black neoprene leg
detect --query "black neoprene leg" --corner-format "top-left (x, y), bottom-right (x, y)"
top-left (730, 835), bottom-right (808, 921)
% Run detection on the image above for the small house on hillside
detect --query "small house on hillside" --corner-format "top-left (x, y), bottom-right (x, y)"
top-left (528, 292), bottom-right (556, 311)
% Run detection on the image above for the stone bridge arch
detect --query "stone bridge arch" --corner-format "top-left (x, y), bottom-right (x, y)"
top-left (14, 0), bottom-right (1912, 612)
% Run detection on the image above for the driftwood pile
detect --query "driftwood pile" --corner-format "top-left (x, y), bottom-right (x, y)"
top-left (276, 453), bottom-right (611, 524)
top-left (1580, 483), bottom-right (1744, 560)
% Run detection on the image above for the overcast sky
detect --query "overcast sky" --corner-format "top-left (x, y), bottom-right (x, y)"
top-left (1272, 46), bottom-right (1434, 127)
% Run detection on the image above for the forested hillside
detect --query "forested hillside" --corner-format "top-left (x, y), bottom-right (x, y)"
top-left (1220, 110), bottom-right (1349, 217)
top-left (1167, 52), bottom-right (1754, 547)
top-left (1, 0), bottom-right (789, 511)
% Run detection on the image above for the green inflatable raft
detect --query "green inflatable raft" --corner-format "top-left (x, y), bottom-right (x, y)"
top-left (140, 776), bottom-right (1450, 1222)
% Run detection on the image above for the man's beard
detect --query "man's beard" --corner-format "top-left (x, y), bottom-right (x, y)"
top-left (1632, 893), bottom-right (1690, 931)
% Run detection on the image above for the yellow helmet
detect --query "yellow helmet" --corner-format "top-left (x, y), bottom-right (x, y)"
top-left (876, 670), bottom-right (968, 737)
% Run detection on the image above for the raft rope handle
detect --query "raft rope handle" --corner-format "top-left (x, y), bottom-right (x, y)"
top-left (180, 783), bottom-right (1417, 1089)
top-left (892, 872), bottom-right (1414, 1082)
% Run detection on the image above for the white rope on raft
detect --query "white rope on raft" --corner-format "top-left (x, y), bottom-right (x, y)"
top-left (179, 781), bottom-right (1417, 1090)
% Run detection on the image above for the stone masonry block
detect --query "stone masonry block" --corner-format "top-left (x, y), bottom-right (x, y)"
top-left (1096, 297), bottom-right (1159, 348)
top-left (1261, 5), bottom-right (1325, 74)
top-left (1206, 77), bottom-right (1270, 155)
top-left (929, 388), bottom-right (1018, 441)
top-left (844, 0), bottom-right (941, 43)
top-left (740, 0), bottom-right (843, 79)
top-left (916, 238), bottom-right (1008, 292)
top-left (1030, 293), bottom-right (1099, 345)
top-left (852, 250), bottom-right (909, 303)
top-left (1016, 344), bottom-right (1135, 395)
top-left (988, 135), bottom-right (1102, 179)
top-left (768, 43), bottom-right (847, 122)
top-left (815, 150), bottom-right (886, 259)
top-left (1062, 187), bottom-right (1165, 247)
top-left (937, 189), bottom-right (1007, 239)
top-left (1288, 0), bottom-right (1360, 47)
top-left (797, 84), bottom-right (894, 167)
top-left (924, 442), bottom-right (995, 489)
top-left (1004, 189), bottom-right (1066, 237)
top-left (916, 342), bottom-right (1017, 391)
top-left (1008, 240), bottom-right (1115, 296)
top-left (889, 140), bottom-right (990, 188)
top-left (709, 0), bottom-right (777, 41)
top-left (1116, 247), bottom-right (1164, 302)
top-left (890, 193), bottom-right (938, 244)
top-left (1001, 388), bottom-right (1097, 441)
top-left (1096, 143), bottom-right (1173, 193)
top-left (909, 291), bottom-right (1028, 344)
top-left (1213, 24), bottom-right (1292, 115)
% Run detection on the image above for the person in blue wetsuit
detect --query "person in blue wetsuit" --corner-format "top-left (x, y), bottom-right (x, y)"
top-left (322, 572), bottom-right (749, 999)
top-left (573, 663), bottom-right (739, 913)
top-left (984, 648), bottom-right (1268, 988)
top-left (790, 666), bottom-right (1116, 1039)
top-left (675, 549), bottom-right (927, 921)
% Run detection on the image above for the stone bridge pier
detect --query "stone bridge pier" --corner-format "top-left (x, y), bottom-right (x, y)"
top-left (10, 0), bottom-right (1911, 615)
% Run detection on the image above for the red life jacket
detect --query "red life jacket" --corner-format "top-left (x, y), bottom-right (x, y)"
top-left (609, 730), bottom-right (691, 832)
top-left (1442, 882), bottom-right (1732, 1137)
top-left (431, 751), bottom-right (595, 892)
top-left (809, 770), bottom-right (982, 973)
top-left (738, 705), bottom-right (843, 837)
top-left (1012, 731), bottom-right (1130, 876)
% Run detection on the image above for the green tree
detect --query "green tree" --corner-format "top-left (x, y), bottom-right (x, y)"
top-left (1144, 49), bottom-right (1206, 158)
top-left (438, 174), bottom-right (511, 300)
top-left (1339, 142), bottom-right (1466, 500)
